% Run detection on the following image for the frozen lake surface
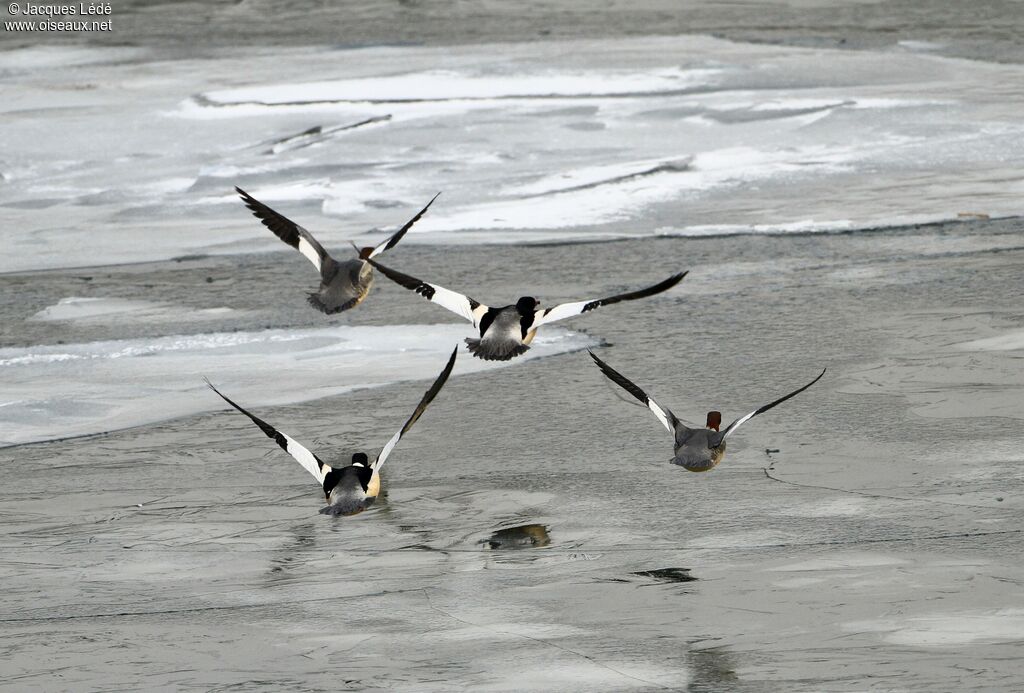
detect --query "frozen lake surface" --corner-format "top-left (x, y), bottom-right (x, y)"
top-left (3, 3), bottom-right (1024, 690)
top-left (2, 35), bottom-right (1024, 273)
top-left (4, 226), bottom-right (1024, 690)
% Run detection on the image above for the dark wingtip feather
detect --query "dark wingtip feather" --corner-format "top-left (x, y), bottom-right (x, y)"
top-left (398, 345), bottom-right (459, 434)
top-left (748, 367), bottom-right (829, 421)
top-left (235, 186), bottom-right (257, 209)
top-left (365, 258), bottom-right (426, 293)
top-left (588, 351), bottom-right (650, 407)
top-left (388, 192), bottom-right (441, 249)
top-left (658, 270), bottom-right (688, 291)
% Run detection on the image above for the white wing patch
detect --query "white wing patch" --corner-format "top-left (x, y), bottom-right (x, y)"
top-left (205, 378), bottom-right (330, 489)
top-left (532, 300), bottom-right (589, 328)
top-left (533, 272), bottom-right (686, 328)
top-left (589, 351), bottom-right (678, 439)
top-left (470, 303), bottom-right (488, 328)
top-left (367, 258), bottom-right (486, 326)
top-left (279, 432), bottom-right (329, 484)
top-left (297, 236), bottom-right (323, 272)
top-left (720, 411), bottom-right (757, 441)
top-left (646, 398), bottom-right (676, 435)
top-left (374, 429), bottom-right (403, 472)
top-left (429, 284), bottom-right (479, 324)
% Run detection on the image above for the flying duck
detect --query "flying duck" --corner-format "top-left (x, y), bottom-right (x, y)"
top-left (589, 351), bottom-right (825, 472)
top-left (367, 258), bottom-right (687, 361)
top-left (205, 347), bottom-right (457, 515)
top-left (236, 187), bottom-right (439, 314)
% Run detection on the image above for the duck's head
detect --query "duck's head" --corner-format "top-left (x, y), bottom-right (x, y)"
top-left (516, 296), bottom-right (539, 312)
top-left (706, 411), bottom-right (721, 431)
top-left (358, 246), bottom-right (375, 260)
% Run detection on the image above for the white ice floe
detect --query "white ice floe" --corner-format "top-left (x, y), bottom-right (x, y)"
top-left (955, 329), bottom-right (1024, 352)
top-left (29, 297), bottom-right (241, 324)
top-left (201, 67), bottom-right (719, 105)
top-left (406, 144), bottom-right (860, 233)
top-left (769, 553), bottom-right (908, 572)
top-left (0, 45), bottom-right (146, 73)
top-left (845, 609), bottom-right (1024, 647)
top-left (0, 324), bottom-right (596, 446)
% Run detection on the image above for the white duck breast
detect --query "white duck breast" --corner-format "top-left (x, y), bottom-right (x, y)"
top-left (367, 258), bottom-right (687, 361)
top-left (589, 351), bottom-right (825, 472)
top-left (205, 346), bottom-right (458, 516)
top-left (235, 188), bottom-right (439, 314)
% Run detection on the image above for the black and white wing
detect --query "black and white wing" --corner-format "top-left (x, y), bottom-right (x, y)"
top-left (717, 369), bottom-right (827, 443)
top-left (205, 379), bottom-right (331, 485)
top-left (532, 272), bottom-right (687, 328)
top-left (374, 347), bottom-right (458, 471)
top-left (236, 187), bottom-right (333, 274)
top-left (367, 258), bottom-right (488, 326)
top-left (589, 351), bottom-right (679, 435)
top-left (366, 192), bottom-right (441, 260)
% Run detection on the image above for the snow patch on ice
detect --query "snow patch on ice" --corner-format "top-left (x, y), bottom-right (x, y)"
top-left (6, 35), bottom-right (1024, 272)
top-left (29, 297), bottom-right (242, 324)
top-left (769, 554), bottom-right (908, 572)
top-left (0, 324), bottom-right (597, 446)
top-left (846, 609), bottom-right (1024, 647)
top-left (955, 329), bottom-right (1024, 352)
top-left (201, 67), bottom-right (721, 105)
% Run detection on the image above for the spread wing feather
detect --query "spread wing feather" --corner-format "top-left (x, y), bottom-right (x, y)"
top-left (205, 378), bottom-right (330, 485)
top-left (367, 258), bottom-right (485, 325)
top-left (374, 347), bottom-right (458, 470)
top-left (236, 187), bottom-right (332, 273)
top-left (589, 351), bottom-right (679, 435)
top-left (367, 192), bottom-right (441, 259)
top-left (533, 272), bottom-right (687, 328)
top-left (718, 369), bottom-right (827, 443)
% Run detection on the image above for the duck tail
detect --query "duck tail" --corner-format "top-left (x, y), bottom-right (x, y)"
top-left (306, 293), bottom-right (331, 314)
top-left (464, 337), bottom-right (530, 361)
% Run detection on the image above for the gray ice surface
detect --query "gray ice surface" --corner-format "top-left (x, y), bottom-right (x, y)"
top-left (3, 226), bottom-right (1024, 690)
top-left (3, 1), bottom-right (1024, 689)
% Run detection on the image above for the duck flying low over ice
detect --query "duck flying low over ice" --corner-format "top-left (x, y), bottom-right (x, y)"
top-left (205, 347), bottom-right (457, 516)
top-left (236, 187), bottom-right (439, 314)
top-left (367, 257), bottom-right (687, 361)
top-left (589, 351), bottom-right (825, 472)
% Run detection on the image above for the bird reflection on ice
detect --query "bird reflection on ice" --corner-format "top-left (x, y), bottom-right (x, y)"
top-left (484, 524), bottom-right (552, 550)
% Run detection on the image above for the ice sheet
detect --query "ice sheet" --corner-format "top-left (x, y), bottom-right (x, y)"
top-left (29, 296), bottom-right (243, 324)
top-left (956, 329), bottom-right (1024, 352)
top-left (0, 323), bottom-right (598, 446)
top-left (3, 36), bottom-right (1024, 272)
top-left (846, 609), bottom-right (1024, 647)
top-left (201, 67), bottom-right (719, 104)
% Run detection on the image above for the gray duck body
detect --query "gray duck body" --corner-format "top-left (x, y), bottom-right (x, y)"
top-left (672, 425), bottom-right (725, 472)
top-left (319, 462), bottom-right (380, 516)
top-left (310, 258), bottom-right (374, 314)
top-left (465, 304), bottom-right (534, 361)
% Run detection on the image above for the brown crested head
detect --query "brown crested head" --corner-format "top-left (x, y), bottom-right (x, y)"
top-left (358, 246), bottom-right (375, 260)
top-left (706, 411), bottom-right (722, 431)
